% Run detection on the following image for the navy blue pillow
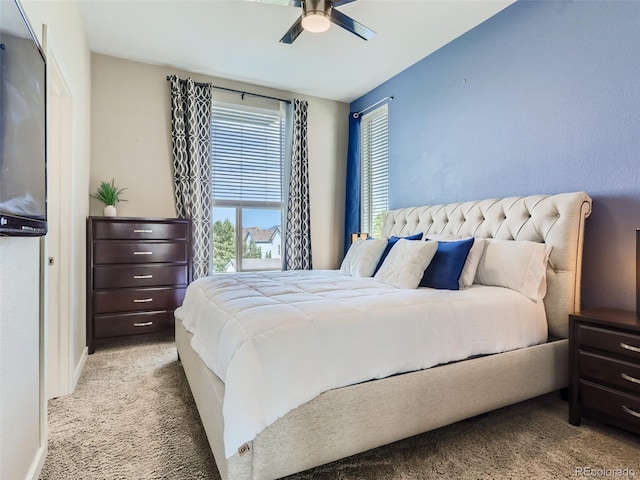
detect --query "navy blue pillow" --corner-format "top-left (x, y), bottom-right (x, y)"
top-left (419, 237), bottom-right (475, 290)
top-left (373, 232), bottom-right (424, 274)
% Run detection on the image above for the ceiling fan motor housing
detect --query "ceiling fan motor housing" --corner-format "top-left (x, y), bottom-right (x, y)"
top-left (303, 0), bottom-right (331, 17)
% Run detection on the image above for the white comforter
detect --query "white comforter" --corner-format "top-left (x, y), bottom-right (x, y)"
top-left (175, 270), bottom-right (547, 458)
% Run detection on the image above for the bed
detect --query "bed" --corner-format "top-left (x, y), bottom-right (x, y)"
top-left (175, 191), bottom-right (592, 480)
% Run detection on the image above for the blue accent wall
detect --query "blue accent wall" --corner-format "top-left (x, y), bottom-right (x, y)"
top-left (351, 0), bottom-right (640, 311)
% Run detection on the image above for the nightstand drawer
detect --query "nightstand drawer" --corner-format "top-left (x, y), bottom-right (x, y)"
top-left (94, 221), bottom-right (188, 240)
top-left (580, 381), bottom-right (640, 430)
top-left (94, 241), bottom-right (188, 265)
top-left (578, 324), bottom-right (640, 362)
top-left (93, 265), bottom-right (188, 289)
top-left (94, 311), bottom-right (174, 338)
top-left (94, 287), bottom-right (186, 314)
top-left (579, 351), bottom-right (640, 394)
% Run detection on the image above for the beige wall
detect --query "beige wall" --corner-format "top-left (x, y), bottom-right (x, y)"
top-left (0, 238), bottom-right (42, 480)
top-left (91, 54), bottom-right (348, 269)
top-left (0, 1), bottom-right (91, 479)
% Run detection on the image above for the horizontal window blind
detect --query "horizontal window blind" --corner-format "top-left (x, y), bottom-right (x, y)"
top-left (211, 104), bottom-right (284, 204)
top-left (361, 104), bottom-right (388, 238)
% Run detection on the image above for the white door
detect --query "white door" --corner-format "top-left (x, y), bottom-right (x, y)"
top-left (46, 54), bottom-right (73, 399)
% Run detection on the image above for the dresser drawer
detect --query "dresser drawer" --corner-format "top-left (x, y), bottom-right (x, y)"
top-left (94, 221), bottom-right (188, 240)
top-left (579, 351), bottom-right (640, 394)
top-left (94, 311), bottom-right (174, 338)
top-left (94, 265), bottom-right (188, 289)
top-left (94, 241), bottom-right (188, 265)
top-left (580, 380), bottom-right (640, 430)
top-left (94, 287), bottom-right (186, 314)
top-left (578, 324), bottom-right (640, 362)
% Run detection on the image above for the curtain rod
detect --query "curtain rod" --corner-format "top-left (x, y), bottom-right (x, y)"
top-left (352, 96), bottom-right (394, 118)
top-left (166, 75), bottom-right (291, 104)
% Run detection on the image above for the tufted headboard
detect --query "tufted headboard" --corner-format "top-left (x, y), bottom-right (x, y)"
top-left (381, 192), bottom-right (592, 338)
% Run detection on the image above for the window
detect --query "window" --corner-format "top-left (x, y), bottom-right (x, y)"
top-left (360, 104), bottom-right (389, 239)
top-left (210, 103), bottom-right (286, 273)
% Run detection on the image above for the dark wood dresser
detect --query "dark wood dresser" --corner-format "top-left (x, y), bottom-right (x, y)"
top-left (569, 307), bottom-right (640, 434)
top-left (87, 217), bottom-right (192, 353)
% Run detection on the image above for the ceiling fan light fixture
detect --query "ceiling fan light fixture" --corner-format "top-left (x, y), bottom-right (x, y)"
top-left (278, 0), bottom-right (375, 44)
top-left (301, 12), bottom-right (330, 33)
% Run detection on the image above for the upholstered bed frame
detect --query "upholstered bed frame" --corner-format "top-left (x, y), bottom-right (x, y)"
top-left (175, 192), bottom-right (592, 480)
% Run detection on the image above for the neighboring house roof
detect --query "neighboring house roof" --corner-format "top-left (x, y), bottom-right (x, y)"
top-left (243, 226), bottom-right (280, 244)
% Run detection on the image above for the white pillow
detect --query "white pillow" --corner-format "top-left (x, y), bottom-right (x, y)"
top-left (474, 239), bottom-right (552, 302)
top-left (340, 238), bottom-right (388, 277)
top-left (374, 239), bottom-right (438, 289)
top-left (426, 234), bottom-right (487, 288)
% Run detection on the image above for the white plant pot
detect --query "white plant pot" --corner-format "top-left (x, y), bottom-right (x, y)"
top-left (103, 205), bottom-right (117, 217)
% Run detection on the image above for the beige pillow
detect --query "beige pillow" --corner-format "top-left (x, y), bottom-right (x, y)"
top-left (374, 239), bottom-right (438, 289)
top-left (340, 238), bottom-right (388, 277)
top-left (474, 239), bottom-right (552, 301)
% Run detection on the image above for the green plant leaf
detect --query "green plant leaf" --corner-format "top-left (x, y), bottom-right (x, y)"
top-left (90, 178), bottom-right (127, 205)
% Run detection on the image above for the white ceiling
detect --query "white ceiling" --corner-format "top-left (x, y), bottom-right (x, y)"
top-left (79, 0), bottom-right (515, 103)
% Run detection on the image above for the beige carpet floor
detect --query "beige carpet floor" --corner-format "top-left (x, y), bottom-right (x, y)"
top-left (40, 337), bottom-right (639, 480)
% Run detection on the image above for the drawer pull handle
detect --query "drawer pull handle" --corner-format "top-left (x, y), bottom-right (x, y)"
top-left (622, 405), bottom-right (640, 419)
top-left (134, 229), bottom-right (153, 233)
top-left (133, 298), bottom-right (153, 303)
top-left (133, 251), bottom-right (153, 255)
top-left (621, 372), bottom-right (640, 385)
top-left (133, 274), bottom-right (153, 279)
top-left (620, 342), bottom-right (640, 353)
top-left (133, 321), bottom-right (153, 327)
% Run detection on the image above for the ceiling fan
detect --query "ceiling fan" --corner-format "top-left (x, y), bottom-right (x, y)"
top-left (254, 0), bottom-right (377, 44)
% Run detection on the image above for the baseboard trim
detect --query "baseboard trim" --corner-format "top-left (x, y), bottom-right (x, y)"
top-left (25, 444), bottom-right (47, 480)
top-left (72, 347), bottom-right (88, 392)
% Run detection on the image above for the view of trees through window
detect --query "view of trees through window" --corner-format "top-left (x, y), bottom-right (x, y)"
top-left (212, 207), bottom-right (282, 272)
top-left (212, 218), bottom-right (235, 272)
top-left (372, 212), bottom-right (385, 239)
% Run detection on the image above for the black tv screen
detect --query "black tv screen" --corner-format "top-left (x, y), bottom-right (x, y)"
top-left (0, 0), bottom-right (47, 236)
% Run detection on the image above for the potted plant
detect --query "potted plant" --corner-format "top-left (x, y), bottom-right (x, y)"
top-left (91, 179), bottom-right (127, 217)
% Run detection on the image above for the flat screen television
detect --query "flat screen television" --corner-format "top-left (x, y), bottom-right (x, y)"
top-left (0, 0), bottom-right (47, 236)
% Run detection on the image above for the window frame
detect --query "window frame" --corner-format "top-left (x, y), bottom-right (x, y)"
top-left (210, 101), bottom-right (286, 273)
top-left (360, 104), bottom-right (389, 239)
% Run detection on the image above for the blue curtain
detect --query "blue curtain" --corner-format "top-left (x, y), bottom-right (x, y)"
top-left (344, 113), bottom-right (361, 256)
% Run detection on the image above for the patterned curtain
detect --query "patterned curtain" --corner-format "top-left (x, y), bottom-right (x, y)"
top-left (168, 76), bottom-right (213, 279)
top-left (284, 99), bottom-right (312, 270)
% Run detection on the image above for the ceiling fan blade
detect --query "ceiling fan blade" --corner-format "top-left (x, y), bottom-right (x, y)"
top-left (329, 7), bottom-right (376, 41)
top-left (331, 0), bottom-right (357, 7)
top-left (280, 15), bottom-right (304, 44)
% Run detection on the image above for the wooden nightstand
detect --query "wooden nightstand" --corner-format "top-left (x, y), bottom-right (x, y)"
top-left (569, 308), bottom-right (640, 434)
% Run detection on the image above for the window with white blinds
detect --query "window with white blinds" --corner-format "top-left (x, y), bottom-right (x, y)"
top-left (211, 103), bottom-right (285, 204)
top-left (210, 102), bottom-right (286, 273)
top-left (360, 104), bottom-right (388, 238)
